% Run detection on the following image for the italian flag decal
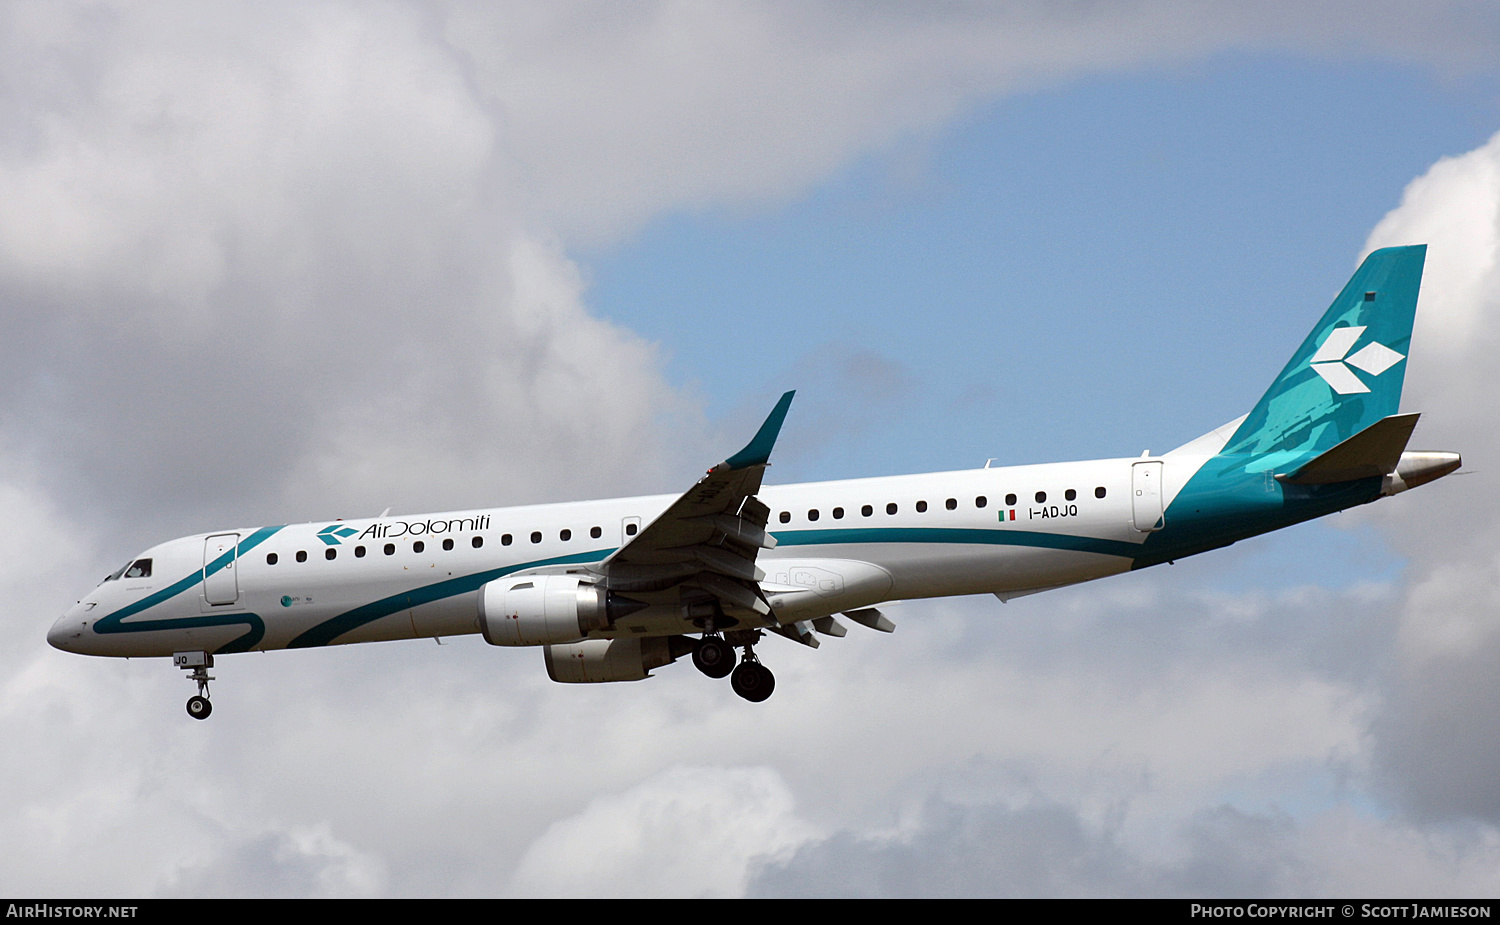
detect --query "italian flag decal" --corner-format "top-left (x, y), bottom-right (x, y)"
top-left (1000, 510), bottom-right (1016, 522)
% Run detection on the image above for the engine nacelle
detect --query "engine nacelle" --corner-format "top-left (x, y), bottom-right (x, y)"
top-left (478, 574), bottom-right (613, 647)
top-left (543, 636), bottom-right (685, 683)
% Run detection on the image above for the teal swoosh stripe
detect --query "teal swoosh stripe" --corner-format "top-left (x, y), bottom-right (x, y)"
top-left (92, 526), bottom-right (284, 652)
top-left (771, 526), bottom-right (1143, 559)
top-left (91, 522), bottom-right (1139, 652)
top-left (289, 549), bottom-right (614, 648)
top-left (297, 527), bottom-right (1138, 647)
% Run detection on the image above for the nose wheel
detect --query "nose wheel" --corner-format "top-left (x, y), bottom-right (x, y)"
top-left (173, 651), bottom-right (215, 720)
top-left (187, 695), bottom-right (212, 719)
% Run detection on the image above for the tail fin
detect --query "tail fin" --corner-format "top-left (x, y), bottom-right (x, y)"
top-left (1220, 244), bottom-right (1426, 468)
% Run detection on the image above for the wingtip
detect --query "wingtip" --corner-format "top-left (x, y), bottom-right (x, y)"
top-left (721, 390), bottom-right (796, 470)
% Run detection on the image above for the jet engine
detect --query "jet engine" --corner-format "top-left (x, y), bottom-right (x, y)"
top-left (478, 574), bottom-right (626, 646)
top-left (543, 636), bottom-right (690, 683)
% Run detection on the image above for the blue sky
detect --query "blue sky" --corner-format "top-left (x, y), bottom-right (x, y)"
top-left (7, 2), bottom-right (1500, 898)
top-left (579, 50), bottom-right (1496, 595)
top-left (586, 53), bottom-right (1498, 476)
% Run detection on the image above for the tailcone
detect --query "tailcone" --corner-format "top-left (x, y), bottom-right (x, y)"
top-left (1382, 451), bottom-right (1462, 496)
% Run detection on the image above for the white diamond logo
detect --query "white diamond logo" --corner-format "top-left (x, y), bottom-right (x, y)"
top-left (1309, 326), bottom-right (1405, 394)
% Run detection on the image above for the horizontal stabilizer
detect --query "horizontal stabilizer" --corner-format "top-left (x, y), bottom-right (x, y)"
top-left (1278, 413), bottom-right (1419, 485)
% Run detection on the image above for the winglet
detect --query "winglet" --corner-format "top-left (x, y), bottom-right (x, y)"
top-left (720, 391), bottom-right (796, 471)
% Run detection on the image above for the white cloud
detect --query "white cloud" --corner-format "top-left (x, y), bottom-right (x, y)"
top-left (159, 823), bottom-right (388, 898)
top-left (6, 0), bottom-right (1500, 900)
top-left (1354, 128), bottom-right (1500, 825)
top-left (508, 765), bottom-right (818, 897)
top-left (0, 0), bottom-right (699, 533)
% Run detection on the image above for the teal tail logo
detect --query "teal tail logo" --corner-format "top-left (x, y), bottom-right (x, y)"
top-left (1220, 244), bottom-right (1424, 468)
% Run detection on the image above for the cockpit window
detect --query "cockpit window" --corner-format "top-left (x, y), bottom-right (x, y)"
top-left (102, 556), bottom-right (154, 584)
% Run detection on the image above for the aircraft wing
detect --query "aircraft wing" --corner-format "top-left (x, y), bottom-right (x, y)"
top-left (597, 391), bottom-right (795, 625)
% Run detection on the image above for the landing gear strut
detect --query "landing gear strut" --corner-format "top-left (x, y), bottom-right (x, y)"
top-left (174, 651), bottom-right (214, 720)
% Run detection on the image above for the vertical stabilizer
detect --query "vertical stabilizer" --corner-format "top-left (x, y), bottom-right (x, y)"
top-left (1220, 245), bottom-right (1425, 471)
top-left (1136, 245), bottom-right (1431, 568)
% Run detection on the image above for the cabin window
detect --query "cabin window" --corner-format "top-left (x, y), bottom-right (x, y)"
top-left (325, 548), bottom-right (336, 560)
top-left (413, 541), bottom-right (425, 553)
top-left (946, 498), bottom-right (957, 510)
top-left (591, 526), bottom-right (602, 539)
top-left (862, 505), bottom-right (873, 517)
top-left (1095, 486), bottom-right (1107, 499)
top-left (916, 500), bottom-right (928, 513)
top-left (1065, 489), bottom-right (1076, 501)
top-left (296, 550), bottom-right (307, 563)
top-left (384, 544), bottom-right (395, 556)
top-left (266, 553), bottom-right (278, 566)
top-left (626, 523), bottom-right (638, 536)
top-left (1035, 491), bottom-right (1047, 504)
top-left (975, 496), bottom-right (987, 508)
top-left (779, 511), bottom-right (791, 524)
top-left (832, 507), bottom-right (844, 519)
top-left (355, 546), bottom-right (366, 558)
top-left (442, 538), bottom-right (454, 551)
top-left (560, 529), bottom-right (572, 541)
top-left (473, 536), bottom-right (484, 548)
top-left (531, 531), bottom-right (542, 544)
top-left (886, 502), bottom-right (898, 515)
top-left (502, 534), bottom-right (513, 546)
top-left (1005, 493), bottom-right (1017, 506)
top-left (808, 509), bottom-right (819, 522)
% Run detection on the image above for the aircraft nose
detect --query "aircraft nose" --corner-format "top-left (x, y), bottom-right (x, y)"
top-left (48, 606), bottom-right (90, 653)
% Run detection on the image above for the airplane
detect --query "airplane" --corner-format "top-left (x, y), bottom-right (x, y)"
top-left (49, 245), bottom-right (1461, 719)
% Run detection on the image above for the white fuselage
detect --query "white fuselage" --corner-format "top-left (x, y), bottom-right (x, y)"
top-left (50, 453), bottom-right (1193, 660)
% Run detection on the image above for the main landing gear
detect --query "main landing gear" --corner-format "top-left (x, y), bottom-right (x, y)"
top-left (173, 651), bottom-right (215, 720)
top-left (691, 635), bottom-right (735, 679)
top-left (692, 631), bottom-right (775, 703)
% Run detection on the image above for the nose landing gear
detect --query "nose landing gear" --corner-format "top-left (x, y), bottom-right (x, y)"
top-left (173, 651), bottom-right (215, 720)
